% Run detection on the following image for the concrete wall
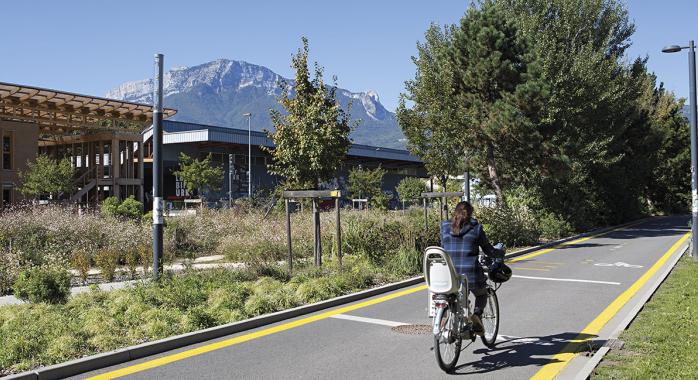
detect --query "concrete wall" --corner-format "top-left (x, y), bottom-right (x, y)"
top-left (0, 120), bottom-right (38, 206)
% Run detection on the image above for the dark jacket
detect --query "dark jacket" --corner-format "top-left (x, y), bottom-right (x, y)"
top-left (440, 218), bottom-right (497, 286)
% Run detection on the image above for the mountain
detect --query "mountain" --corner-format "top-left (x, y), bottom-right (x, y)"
top-left (107, 59), bottom-right (406, 149)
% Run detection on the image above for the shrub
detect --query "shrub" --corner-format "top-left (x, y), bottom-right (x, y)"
top-left (538, 212), bottom-right (573, 241)
top-left (94, 249), bottom-right (120, 282)
top-left (101, 196), bottom-right (143, 220)
top-left (478, 204), bottom-right (540, 247)
top-left (71, 249), bottom-right (92, 283)
top-left (12, 267), bottom-right (71, 304)
top-left (396, 177), bottom-right (427, 201)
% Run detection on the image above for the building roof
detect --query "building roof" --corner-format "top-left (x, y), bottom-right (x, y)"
top-left (0, 82), bottom-right (177, 133)
top-left (144, 120), bottom-right (422, 163)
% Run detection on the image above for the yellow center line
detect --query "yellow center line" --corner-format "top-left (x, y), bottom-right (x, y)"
top-left (86, 285), bottom-right (428, 380)
top-left (530, 232), bottom-right (690, 380)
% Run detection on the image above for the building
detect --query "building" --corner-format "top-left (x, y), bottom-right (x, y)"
top-left (0, 82), bottom-right (176, 207)
top-left (0, 81), bottom-right (426, 209)
top-left (142, 120), bottom-right (427, 204)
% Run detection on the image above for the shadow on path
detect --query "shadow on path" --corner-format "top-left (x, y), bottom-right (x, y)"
top-left (451, 332), bottom-right (599, 376)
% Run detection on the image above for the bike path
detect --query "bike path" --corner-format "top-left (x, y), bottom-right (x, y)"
top-left (72, 216), bottom-right (689, 380)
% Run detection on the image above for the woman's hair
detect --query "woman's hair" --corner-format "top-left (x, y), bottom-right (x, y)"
top-left (451, 201), bottom-right (474, 235)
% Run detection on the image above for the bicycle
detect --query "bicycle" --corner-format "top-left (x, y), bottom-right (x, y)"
top-left (424, 244), bottom-right (504, 373)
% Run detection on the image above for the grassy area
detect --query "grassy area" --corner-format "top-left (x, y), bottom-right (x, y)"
top-left (593, 255), bottom-right (698, 379)
top-left (0, 256), bottom-right (415, 376)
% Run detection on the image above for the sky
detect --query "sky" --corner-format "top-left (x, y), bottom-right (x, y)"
top-left (1, 0), bottom-right (696, 111)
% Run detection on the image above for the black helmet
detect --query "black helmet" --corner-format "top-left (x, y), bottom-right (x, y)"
top-left (488, 262), bottom-right (512, 283)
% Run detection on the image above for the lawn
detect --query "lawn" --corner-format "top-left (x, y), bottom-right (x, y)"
top-left (593, 254), bottom-right (698, 379)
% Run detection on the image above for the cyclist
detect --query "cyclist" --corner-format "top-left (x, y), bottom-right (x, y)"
top-left (440, 201), bottom-right (502, 335)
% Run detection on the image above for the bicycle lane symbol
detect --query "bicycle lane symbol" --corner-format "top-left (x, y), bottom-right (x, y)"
top-left (593, 262), bottom-right (644, 268)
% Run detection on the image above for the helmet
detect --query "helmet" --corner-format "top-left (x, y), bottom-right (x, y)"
top-left (488, 262), bottom-right (512, 283)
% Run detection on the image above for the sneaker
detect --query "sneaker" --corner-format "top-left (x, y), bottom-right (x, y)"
top-left (471, 314), bottom-right (485, 336)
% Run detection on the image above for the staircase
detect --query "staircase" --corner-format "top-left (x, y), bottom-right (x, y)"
top-left (70, 166), bottom-right (97, 203)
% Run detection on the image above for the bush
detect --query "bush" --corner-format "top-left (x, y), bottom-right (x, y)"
top-left (478, 204), bottom-right (540, 247)
top-left (396, 177), bottom-right (427, 201)
top-left (94, 249), bottom-right (120, 282)
top-left (12, 267), bottom-right (71, 304)
top-left (538, 212), bottom-right (573, 240)
top-left (101, 196), bottom-right (143, 220)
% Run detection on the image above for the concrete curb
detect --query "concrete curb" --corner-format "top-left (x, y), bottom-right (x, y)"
top-left (570, 240), bottom-right (690, 380)
top-left (0, 217), bottom-right (651, 380)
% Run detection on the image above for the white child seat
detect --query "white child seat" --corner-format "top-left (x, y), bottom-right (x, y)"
top-left (423, 246), bottom-right (460, 295)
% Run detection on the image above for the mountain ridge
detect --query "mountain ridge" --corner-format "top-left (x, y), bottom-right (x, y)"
top-left (107, 59), bottom-right (406, 149)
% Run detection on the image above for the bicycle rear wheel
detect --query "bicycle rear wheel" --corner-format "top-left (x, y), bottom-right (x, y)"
top-left (434, 305), bottom-right (462, 372)
top-left (480, 288), bottom-right (499, 348)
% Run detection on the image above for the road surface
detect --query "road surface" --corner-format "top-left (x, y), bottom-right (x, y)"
top-left (73, 216), bottom-right (690, 380)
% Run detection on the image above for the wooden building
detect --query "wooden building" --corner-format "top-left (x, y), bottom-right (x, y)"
top-left (0, 82), bottom-right (175, 207)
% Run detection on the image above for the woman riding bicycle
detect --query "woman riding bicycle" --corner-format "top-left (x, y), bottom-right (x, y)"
top-left (440, 201), bottom-right (502, 335)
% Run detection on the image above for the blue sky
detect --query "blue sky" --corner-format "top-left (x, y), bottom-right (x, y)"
top-left (1, 0), bottom-right (696, 111)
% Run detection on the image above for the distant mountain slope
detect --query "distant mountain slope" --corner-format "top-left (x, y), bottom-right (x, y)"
top-left (107, 59), bottom-right (406, 149)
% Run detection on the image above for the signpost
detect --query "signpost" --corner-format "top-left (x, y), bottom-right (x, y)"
top-left (420, 191), bottom-right (465, 230)
top-left (152, 54), bottom-right (164, 279)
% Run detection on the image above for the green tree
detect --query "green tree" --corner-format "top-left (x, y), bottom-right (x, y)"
top-left (101, 195), bottom-right (144, 219)
top-left (448, 1), bottom-right (548, 204)
top-left (396, 177), bottom-right (427, 201)
top-left (265, 37), bottom-right (353, 189)
top-left (397, 25), bottom-right (464, 190)
top-left (347, 166), bottom-right (385, 201)
top-left (18, 155), bottom-right (75, 200)
top-left (172, 153), bottom-right (223, 200)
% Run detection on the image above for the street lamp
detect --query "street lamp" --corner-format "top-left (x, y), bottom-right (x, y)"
top-left (243, 112), bottom-right (252, 198)
top-left (663, 40), bottom-right (697, 261)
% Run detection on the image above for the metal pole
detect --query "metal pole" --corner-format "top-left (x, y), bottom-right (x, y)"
top-left (423, 197), bottom-right (428, 230)
top-left (247, 114), bottom-right (252, 198)
top-left (464, 154), bottom-right (470, 202)
top-left (689, 40), bottom-right (698, 261)
top-left (313, 199), bottom-right (322, 266)
top-left (152, 54), bottom-right (164, 280)
top-left (285, 198), bottom-right (293, 277)
top-left (228, 153), bottom-right (233, 207)
top-left (335, 197), bottom-right (342, 268)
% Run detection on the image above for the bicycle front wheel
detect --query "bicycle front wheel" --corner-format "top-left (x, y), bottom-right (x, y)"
top-left (481, 288), bottom-right (499, 348)
top-left (434, 305), bottom-right (462, 373)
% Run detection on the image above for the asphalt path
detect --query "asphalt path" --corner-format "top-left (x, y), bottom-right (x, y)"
top-left (73, 216), bottom-right (690, 380)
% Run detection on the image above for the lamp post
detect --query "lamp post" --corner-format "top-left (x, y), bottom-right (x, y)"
top-left (152, 54), bottom-right (164, 279)
top-left (243, 112), bottom-right (252, 198)
top-left (663, 40), bottom-right (698, 261)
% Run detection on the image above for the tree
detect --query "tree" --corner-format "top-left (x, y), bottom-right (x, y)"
top-left (172, 153), bottom-right (223, 200)
top-left (347, 166), bottom-right (385, 201)
top-left (448, 1), bottom-right (548, 204)
top-left (397, 25), bottom-right (464, 190)
top-left (396, 177), bottom-right (427, 201)
top-left (264, 37), bottom-right (353, 189)
top-left (18, 154), bottom-right (75, 200)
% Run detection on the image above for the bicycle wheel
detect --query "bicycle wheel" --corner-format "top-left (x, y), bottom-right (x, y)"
top-left (481, 288), bottom-right (499, 348)
top-left (434, 305), bottom-right (462, 372)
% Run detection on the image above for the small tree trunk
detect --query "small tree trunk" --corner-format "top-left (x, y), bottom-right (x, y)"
top-left (486, 143), bottom-right (506, 208)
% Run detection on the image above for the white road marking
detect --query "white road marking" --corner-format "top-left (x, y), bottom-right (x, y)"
top-left (594, 262), bottom-right (643, 268)
top-left (330, 314), bottom-right (408, 327)
top-left (512, 274), bottom-right (621, 285)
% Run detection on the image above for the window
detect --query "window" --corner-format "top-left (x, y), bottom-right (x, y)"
top-left (2, 133), bottom-right (11, 170)
top-left (2, 187), bottom-right (11, 207)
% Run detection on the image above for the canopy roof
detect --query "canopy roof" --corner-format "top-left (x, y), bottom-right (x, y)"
top-left (0, 82), bottom-right (176, 134)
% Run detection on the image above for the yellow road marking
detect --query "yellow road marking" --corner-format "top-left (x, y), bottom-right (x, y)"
top-left (530, 232), bottom-right (690, 380)
top-left (86, 285), bottom-right (428, 380)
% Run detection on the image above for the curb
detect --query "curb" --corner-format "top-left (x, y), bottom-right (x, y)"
top-left (2, 276), bottom-right (425, 380)
top-left (570, 240), bottom-right (690, 380)
top-left (0, 217), bottom-right (652, 380)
